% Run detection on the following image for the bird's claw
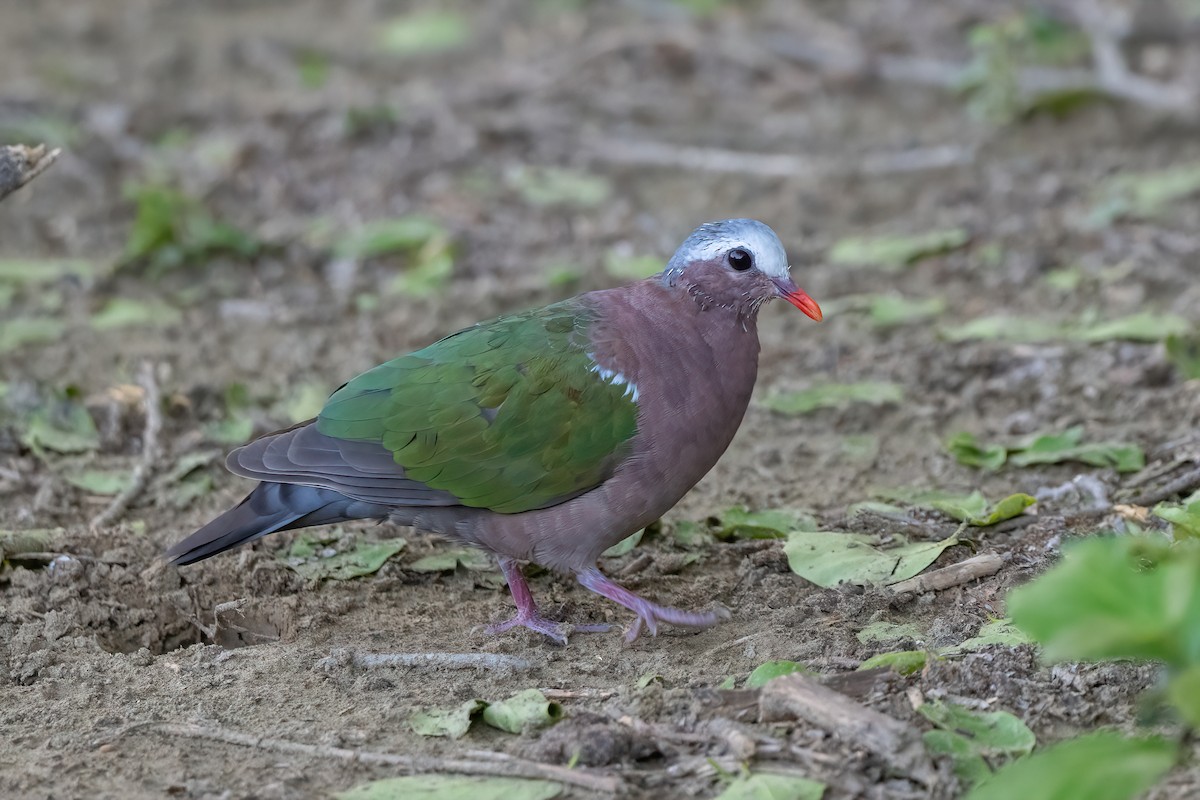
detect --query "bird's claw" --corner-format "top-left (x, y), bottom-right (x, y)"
top-left (576, 566), bottom-right (729, 642)
top-left (624, 603), bottom-right (729, 642)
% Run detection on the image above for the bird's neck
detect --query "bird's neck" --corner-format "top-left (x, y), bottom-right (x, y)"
top-left (675, 276), bottom-right (764, 330)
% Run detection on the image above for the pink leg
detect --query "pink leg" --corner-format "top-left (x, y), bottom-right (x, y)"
top-left (576, 567), bottom-right (728, 642)
top-left (487, 557), bottom-right (611, 645)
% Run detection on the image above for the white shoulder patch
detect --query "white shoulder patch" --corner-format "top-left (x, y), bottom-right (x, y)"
top-left (587, 354), bottom-right (640, 403)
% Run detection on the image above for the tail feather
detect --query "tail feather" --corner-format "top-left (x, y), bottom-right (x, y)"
top-left (167, 482), bottom-right (386, 565)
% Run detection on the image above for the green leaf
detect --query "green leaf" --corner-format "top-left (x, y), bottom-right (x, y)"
top-left (0, 115), bottom-right (80, 148)
top-left (783, 530), bottom-right (959, 589)
top-left (204, 416), bottom-right (254, 445)
top-left (965, 731), bottom-right (1175, 800)
top-left (1166, 663), bottom-right (1200, 727)
top-left (745, 660), bottom-right (811, 688)
top-left (856, 621), bottom-right (925, 644)
top-left (90, 297), bottom-right (182, 330)
top-left (21, 400), bottom-right (100, 454)
top-left (1043, 266), bottom-right (1083, 291)
top-left (603, 252), bottom-right (661, 281)
top-left (287, 530), bottom-right (335, 560)
top-left (858, 650), bottom-right (928, 675)
top-left (409, 699), bottom-right (485, 739)
top-left (1165, 332), bottom-right (1200, 380)
top-left (668, 0), bottom-right (729, 17)
top-left (829, 229), bottom-right (969, 270)
top-left (636, 672), bottom-right (663, 689)
top-left (480, 689), bottom-right (562, 734)
top-left (671, 519), bottom-right (713, 548)
top-left (760, 382), bottom-right (904, 415)
top-left (839, 434), bottom-right (879, 462)
top-left (343, 105), bottom-right (399, 137)
top-left (542, 263), bottom-right (581, 289)
top-left (1008, 426), bottom-right (1143, 472)
top-left (1087, 162), bottom-right (1200, 227)
top-left (1072, 311), bottom-right (1189, 343)
top-left (945, 618), bottom-right (1032, 654)
top-left (377, 11), bottom-right (471, 56)
top-left (168, 470), bottom-right (213, 509)
top-left (945, 432), bottom-right (1007, 470)
top-left (973, 493), bottom-right (1037, 525)
top-left (939, 315), bottom-right (1063, 343)
top-left (408, 547), bottom-right (493, 573)
top-left (507, 167), bottom-right (611, 208)
top-left (286, 536), bottom-right (406, 581)
top-left (867, 294), bottom-right (947, 329)
top-left (941, 312), bottom-right (1187, 344)
top-left (1153, 498), bottom-right (1200, 540)
top-left (921, 700), bottom-right (1035, 786)
top-left (602, 528), bottom-right (644, 557)
top-left (389, 248), bottom-right (455, 297)
top-left (713, 507), bottom-right (816, 540)
top-left (714, 773), bottom-right (826, 800)
top-left (0, 258), bottom-right (96, 286)
top-left (122, 182), bottom-right (259, 273)
top-left (1008, 536), bottom-right (1200, 666)
top-left (334, 217), bottom-right (449, 260)
top-left (282, 382), bottom-right (329, 424)
top-left (0, 317), bottom-right (67, 353)
top-left (876, 488), bottom-right (1034, 526)
top-left (62, 468), bottom-right (132, 495)
top-left (336, 775), bottom-right (562, 800)
top-left (943, 427), bottom-right (1144, 474)
top-left (295, 49), bottom-right (330, 89)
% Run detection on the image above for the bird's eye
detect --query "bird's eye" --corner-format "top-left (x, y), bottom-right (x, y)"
top-left (727, 248), bottom-right (753, 271)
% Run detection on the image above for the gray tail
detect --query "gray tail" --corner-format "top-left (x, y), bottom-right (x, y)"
top-left (166, 482), bottom-right (385, 565)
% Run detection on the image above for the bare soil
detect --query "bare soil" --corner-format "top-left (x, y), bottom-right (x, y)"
top-left (2, 2), bottom-right (1199, 798)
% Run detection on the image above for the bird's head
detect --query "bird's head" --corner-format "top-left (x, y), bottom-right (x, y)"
top-left (662, 219), bottom-right (822, 322)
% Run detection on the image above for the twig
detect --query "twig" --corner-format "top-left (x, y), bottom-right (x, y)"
top-left (540, 687), bottom-right (618, 700)
top-left (90, 362), bottom-right (162, 530)
top-left (104, 721), bottom-right (621, 794)
top-left (888, 552), bottom-right (1005, 595)
top-left (767, 26), bottom-right (1197, 116)
top-left (0, 143), bottom-right (61, 202)
top-left (1124, 465), bottom-right (1200, 508)
top-left (317, 648), bottom-right (533, 672)
top-left (759, 673), bottom-right (935, 784)
top-left (583, 137), bottom-right (975, 179)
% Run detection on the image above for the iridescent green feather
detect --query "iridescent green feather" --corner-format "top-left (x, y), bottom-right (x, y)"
top-left (316, 300), bottom-right (639, 513)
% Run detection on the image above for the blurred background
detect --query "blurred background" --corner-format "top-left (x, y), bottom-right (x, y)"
top-left (3, 1), bottom-right (1200, 797)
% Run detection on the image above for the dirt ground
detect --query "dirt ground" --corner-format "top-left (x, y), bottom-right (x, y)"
top-left (3, 1), bottom-right (1200, 798)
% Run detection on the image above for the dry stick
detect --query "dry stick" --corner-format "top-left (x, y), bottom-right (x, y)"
top-left (766, 30), bottom-right (1197, 116)
top-left (888, 552), bottom-right (1005, 595)
top-left (583, 137), bottom-right (975, 179)
top-left (90, 362), bottom-right (162, 530)
top-left (0, 143), bottom-right (61, 202)
top-left (1125, 465), bottom-right (1200, 508)
top-left (109, 721), bottom-right (621, 794)
top-left (759, 673), bottom-right (935, 785)
top-left (317, 649), bottom-right (534, 672)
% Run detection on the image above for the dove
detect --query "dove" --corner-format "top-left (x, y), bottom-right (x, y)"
top-left (167, 219), bottom-right (822, 643)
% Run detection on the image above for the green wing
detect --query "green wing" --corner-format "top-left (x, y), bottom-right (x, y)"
top-left (316, 299), bottom-right (639, 513)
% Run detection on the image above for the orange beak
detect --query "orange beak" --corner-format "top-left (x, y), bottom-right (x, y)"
top-left (772, 277), bottom-right (822, 321)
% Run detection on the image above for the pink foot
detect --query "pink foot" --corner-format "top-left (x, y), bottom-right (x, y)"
top-left (576, 567), bottom-right (729, 642)
top-left (490, 558), bottom-right (611, 645)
